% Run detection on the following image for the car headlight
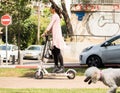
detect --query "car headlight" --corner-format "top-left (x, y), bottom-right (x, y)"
top-left (82, 46), bottom-right (93, 52)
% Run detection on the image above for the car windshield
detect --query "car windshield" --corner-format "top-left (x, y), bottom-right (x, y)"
top-left (27, 46), bottom-right (40, 50)
top-left (0, 45), bottom-right (11, 50)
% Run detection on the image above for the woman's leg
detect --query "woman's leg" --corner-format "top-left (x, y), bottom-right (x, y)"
top-left (52, 46), bottom-right (59, 66)
top-left (52, 46), bottom-right (64, 73)
top-left (58, 52), bottom-right (64, 66)
top-left (57, 52), bottom-right (64, 73)
top-left (51, 46), bottom-right (59, 72)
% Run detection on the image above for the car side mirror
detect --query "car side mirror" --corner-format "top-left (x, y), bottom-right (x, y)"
top-left (102, 42), bottom-right (111, 47)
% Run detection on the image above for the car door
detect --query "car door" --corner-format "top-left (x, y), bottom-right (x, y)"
top-left (101, 36), bottom-right (120, 63)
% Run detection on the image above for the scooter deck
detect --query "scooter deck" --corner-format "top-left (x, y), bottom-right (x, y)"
top-left (44, 72), bottom-right (68, 77)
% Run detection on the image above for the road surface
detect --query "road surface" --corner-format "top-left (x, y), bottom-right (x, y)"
top-left (0, 76), bottom-right (108, 89)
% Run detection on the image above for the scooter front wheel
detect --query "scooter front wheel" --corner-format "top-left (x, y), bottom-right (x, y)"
top-left (34, 71), bottom-right (43, 79)
top-left (67, 70), bottom-right (76, 79)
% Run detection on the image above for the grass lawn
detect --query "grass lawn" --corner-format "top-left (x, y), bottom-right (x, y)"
top-left (0, 68), bottom-right (36, 77)
top-left (0, 88), bottom-right (108, 93)
top-left (0, 88), bottom-right (120, 93)
top-left (0, 68), bottom-right (86, 77)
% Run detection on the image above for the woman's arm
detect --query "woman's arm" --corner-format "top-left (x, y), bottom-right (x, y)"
top-left (46, 14), bottom-right (56, 31)
top-left (41, 14), bottom-right (56, 37)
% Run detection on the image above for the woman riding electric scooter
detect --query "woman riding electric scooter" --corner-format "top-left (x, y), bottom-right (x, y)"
top-left (41, 4), bottom-right (66, 73)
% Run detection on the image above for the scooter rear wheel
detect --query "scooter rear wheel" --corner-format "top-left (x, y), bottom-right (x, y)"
top-left (35, 71), bottom-right (43, 79)
top-left (67, 70), bottom-right (75, 79)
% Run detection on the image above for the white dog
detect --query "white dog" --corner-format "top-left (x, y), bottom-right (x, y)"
top-left (84, 67), bottom-right (120, 93)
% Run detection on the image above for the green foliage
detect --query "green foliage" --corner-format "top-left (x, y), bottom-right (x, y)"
top-left (42, 0), bottom-right (49, 3)
top-left (61, 19), bottom-right (67, 38)
top-left (0, 0), bottom-right (67, 49)
top-left (0, 0), bottom-right (50, 49)
top-left (81, 0), bottom-right (90, 4)
top-left (0, 0), bottom-right (33, 49)
top-left (20, 18), bottom-right (37, 49)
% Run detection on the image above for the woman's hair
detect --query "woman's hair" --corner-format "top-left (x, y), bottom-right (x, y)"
top-left (51, 4), bottom-right (62, 18)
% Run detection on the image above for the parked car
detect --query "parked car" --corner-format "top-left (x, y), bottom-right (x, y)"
top-left (80, 35), bottom-right (120, 67)
top-left (0, 44), bottom-right (18, 62)
top-left (23, 45), bottom-right (44, 60)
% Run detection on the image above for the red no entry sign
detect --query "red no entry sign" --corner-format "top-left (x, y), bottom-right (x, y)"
top-left (1, 14), bottom-right (11, 26)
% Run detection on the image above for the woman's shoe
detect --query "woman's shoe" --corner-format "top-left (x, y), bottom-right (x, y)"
top-left (56, 66), bottom-right (65, 73)
top-left (52, 65), bottom-right (59, 73)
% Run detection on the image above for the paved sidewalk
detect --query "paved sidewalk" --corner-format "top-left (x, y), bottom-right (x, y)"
top-left (0, 76), bottom-right (107, 89)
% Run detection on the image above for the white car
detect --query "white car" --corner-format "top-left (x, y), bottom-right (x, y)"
top-left (0, 44), bottom-right (18, 62)
top-left (80, 35), bottom-right (120, 67)
top-left (23, 45), bottom-right (44, 60)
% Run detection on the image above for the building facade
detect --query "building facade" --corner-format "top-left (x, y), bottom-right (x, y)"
top-left (70, 0), bottom-right (120, 38)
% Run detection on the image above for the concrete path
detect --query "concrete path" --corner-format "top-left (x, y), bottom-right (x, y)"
top-left (0, 76), bottom-right (108, 89)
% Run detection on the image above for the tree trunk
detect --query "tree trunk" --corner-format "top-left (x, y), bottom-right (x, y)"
top-left (49, 0), bottom-right (73, 36)
top-left (61, 0), bottom-right (73, 35)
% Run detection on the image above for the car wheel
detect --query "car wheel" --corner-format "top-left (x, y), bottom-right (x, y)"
top-left (87, 55), bottom-right (103, 67)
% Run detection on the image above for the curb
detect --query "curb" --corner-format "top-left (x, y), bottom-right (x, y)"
top-left (15, 65), bottom-right (38, 68)
top-left (0, 65), bottom-right (39, 68)
top-left (0, 63), bottom-right (82, 68)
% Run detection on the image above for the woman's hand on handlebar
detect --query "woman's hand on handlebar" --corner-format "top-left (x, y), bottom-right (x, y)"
top-left (41, 33), bottom-right (46, 37)
top-left (41, 30), bottom-right (48, 37)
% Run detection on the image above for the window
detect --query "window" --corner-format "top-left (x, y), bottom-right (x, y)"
top-left (0, 45), bottom-right (11, 50)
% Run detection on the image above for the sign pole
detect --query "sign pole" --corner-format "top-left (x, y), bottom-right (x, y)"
top-left (5, 26), bottom-right (8, 65)
top-left (1, 14), bottom-right (11, 65)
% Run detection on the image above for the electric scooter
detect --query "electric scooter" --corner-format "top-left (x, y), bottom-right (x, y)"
top-left (34, 35), bottom-right (76, 79)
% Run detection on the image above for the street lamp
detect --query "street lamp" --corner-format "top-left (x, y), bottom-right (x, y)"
top-left (31, 0), bottom-right (42, 44)
top-left (37, 1), bottom-right (41, 44)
